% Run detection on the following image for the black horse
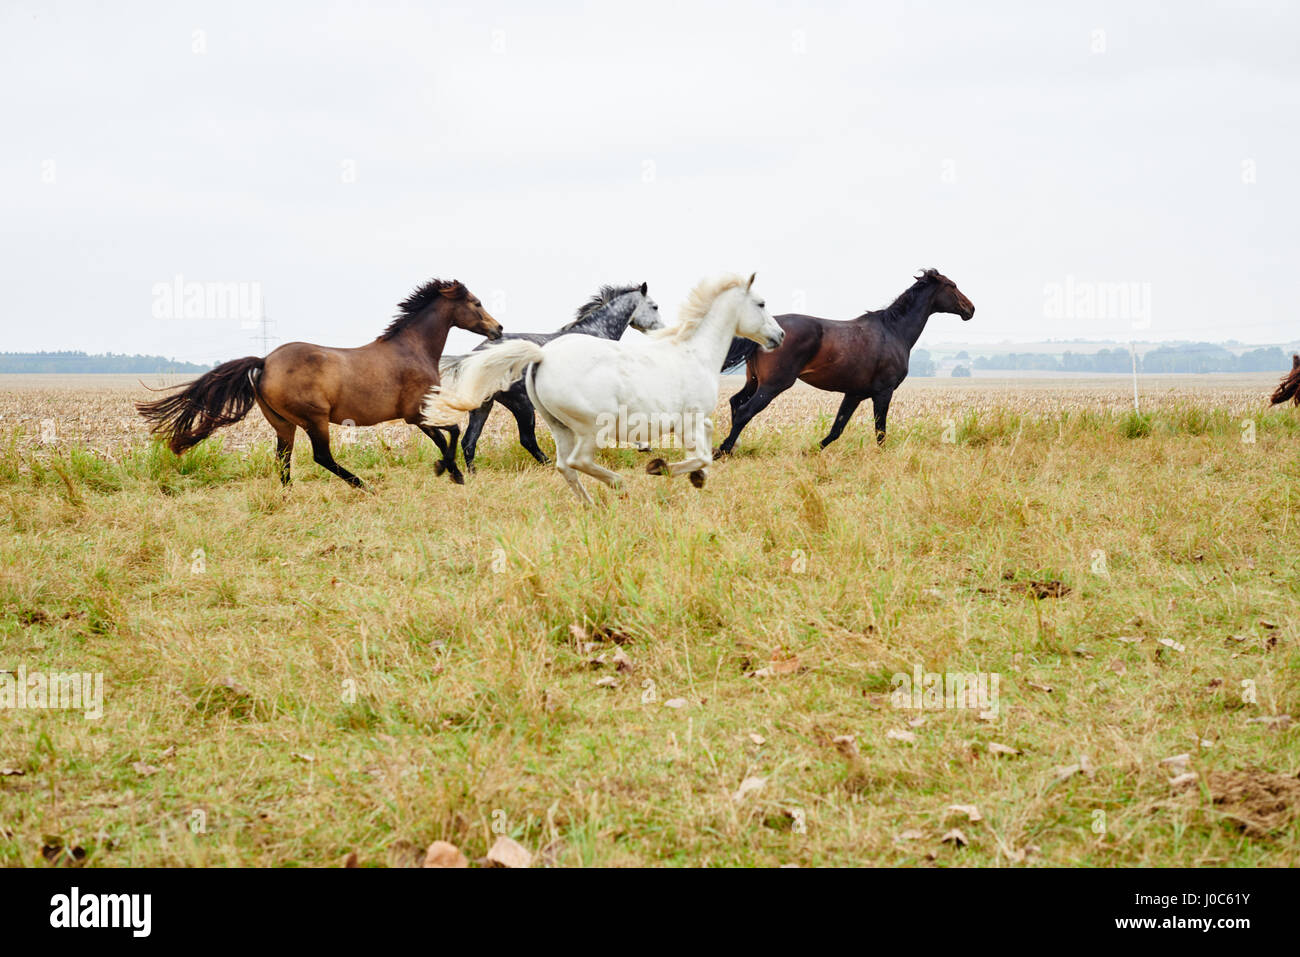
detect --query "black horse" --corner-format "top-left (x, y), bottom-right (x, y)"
top-left (717, 269), bottom-right (974, 454)
top-left (435, 283), bottom-right (663, 470)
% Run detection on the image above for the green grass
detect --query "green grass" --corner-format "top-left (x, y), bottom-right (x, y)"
top-left (1, 406), bottom-right (1298, 866)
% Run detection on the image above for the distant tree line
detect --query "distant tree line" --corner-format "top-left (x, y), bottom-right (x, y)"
top-left (969, 344), bottom-right (1290, 375)
top-left (0, 351), bottom-right (214, 374)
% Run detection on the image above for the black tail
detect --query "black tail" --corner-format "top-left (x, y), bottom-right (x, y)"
top-left (721, 337), bottom-right (759, 374)
top-left (136, 356), bottom-right (264, 453)
top-left (1271, 354), bottom-right (1300, 406)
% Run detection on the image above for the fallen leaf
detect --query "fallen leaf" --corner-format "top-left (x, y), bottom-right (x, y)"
top-left (423, 840), bottom-right (469, 868)
top-left (160, 746), bottom-right (177, 760)
top-left (886, 728), bottom-right (917, 744)
top-left (732, 776), bottom-right (766, 802)
top-left (831, 735), bottom-right (860, 760)
top-left (594, 676), bottom-right (619, 688)
top-left (908, 715), bottom-right (926, 728)
top-left (1245, 714), bottom-right (1291, 730)
top-left (1159, 753), bottom-right (1191, 771)
top-left (1169, 772), bottom-right (1198, 789)
top-left (0, 768), bottom-right (24, 777)
top-left (131, 761), bottom-right (161, 777)
top-left (748, 733), bottom-right (766, 745)
top-left (290, 752), bottom-right (315, 763)
top-left (769, 655), bottom-right (801, 675)
top-left (977, 710), bottom-right (999, 722)
top-left (663, 697), bottom-right (686, 708)
top-left (988, 742), bottom-right (1021, 757)
top-left (941, 827), bottom-right (969, 846)
top-left (895, 829), bottom-right (924, 842)
top-left (947, 804), bottom-right (983, 823)
top-left (612, 648), bottom-right (633, 673)
top-left (1026, 681), bottom-right (1054, 693)
top-left (1053, 754), bottom-right (1095, 782)
top-left (486, 836), bottom-right (532, 869)
top-left (1116, 636), bottom-right (1145, 644)
top-left (1108, 658), bottom-right (1127, 676)
top-left (1156, 638), bottom-right (1185, 652)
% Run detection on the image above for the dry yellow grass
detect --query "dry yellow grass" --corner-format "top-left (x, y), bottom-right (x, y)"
top-left (0, 373), bottom-right (1296, 867)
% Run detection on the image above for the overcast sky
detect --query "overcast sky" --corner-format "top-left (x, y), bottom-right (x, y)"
top-left (3, 1), bottom-right (1297, 362)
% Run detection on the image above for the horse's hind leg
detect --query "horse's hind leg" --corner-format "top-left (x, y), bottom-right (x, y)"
top-left (821, 392), bottom-right (866, 448)
top-left (539, 411), bottom-right (591, 504)
top-left (419, 424), bottom-right (465, 484)
top-left (305, 421), bottom-right (369, 491)
top-left (460, 400), bottom-right (494, 472)
top-left (568, 433), bottom-right (622, 490)
top-left (255, 396), bottom-right (296, 485)
top-left (498, 389), bottom-right (549, 465)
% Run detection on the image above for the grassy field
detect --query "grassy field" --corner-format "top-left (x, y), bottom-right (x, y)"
top-left (1, 374), bottom-right (1298, 867)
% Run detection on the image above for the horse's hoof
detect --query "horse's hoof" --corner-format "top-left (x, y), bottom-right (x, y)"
top-left (713, 446), bottom-right (731, 459)
top-left (645, 458), bottom-right (669, 476)
top-left (689, 469), bottom-right (706, 489)
top-left (449, 470), bottom-right (466, 486)
top-left (433, 460), bottom-right (446, 476)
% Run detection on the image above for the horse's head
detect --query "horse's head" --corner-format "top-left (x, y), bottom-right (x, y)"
top-left (920, 269), bottom-right (975, 321)
top-left (628, 282), bottom-right (665, 333)
top-left (447, 283), bottom-right (503, 340)
top-left (734, 273), bottom-right (785, 350)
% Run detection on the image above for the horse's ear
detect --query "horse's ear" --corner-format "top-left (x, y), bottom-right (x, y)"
top-left (1293, 353), bottom-right (1299, 370)
top-left (639, 282), bottom-right (648, 296)
top-left (746, 273), bottom-right (756, 291)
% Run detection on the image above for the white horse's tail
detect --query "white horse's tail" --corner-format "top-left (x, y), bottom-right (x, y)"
top-left (422, 341), bottom-right (544, 425)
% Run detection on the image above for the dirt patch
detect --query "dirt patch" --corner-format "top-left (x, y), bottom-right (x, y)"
top-left (1206, 768), bottom-right (1300, 837)
top-left (978, 576), bottom-right (1072, 601)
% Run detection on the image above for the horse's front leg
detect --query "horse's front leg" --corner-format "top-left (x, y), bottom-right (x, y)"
top-left (872, 390), bottom-right (893, 445)
top-left (648, 414), bottom-right (713, 488)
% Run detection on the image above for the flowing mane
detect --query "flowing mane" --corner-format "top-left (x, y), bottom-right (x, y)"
top-left (381, 278), bottom-right (465, 339)
top-left (877, 268), bottom-right (948, 322)
top-left (654, 274), bottom-right (748, 343)
top-left (559, 283), bottom-right (641, 331)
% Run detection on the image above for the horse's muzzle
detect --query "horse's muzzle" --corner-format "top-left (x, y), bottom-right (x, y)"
top-left (764, 332), bottom-right (785, 350)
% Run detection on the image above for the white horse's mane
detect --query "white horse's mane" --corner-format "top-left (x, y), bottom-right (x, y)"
top-left (651, 274), bottom-right (748, 343)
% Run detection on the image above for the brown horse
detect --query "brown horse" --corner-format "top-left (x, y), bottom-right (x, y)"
top-left (1270, 354), bottom-right (1300, 406)
top-left (137, 278), bottom-right (502, 489)
top-left (716, 269), bottom-right (974, 454)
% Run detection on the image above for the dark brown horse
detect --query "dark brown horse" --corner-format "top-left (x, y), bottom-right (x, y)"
top-left (137, 278), bottom-right (502, 489)
top-left (1270, 354), bottom-right (1300, 406)
top-left (716, 269), bottom-right (974, 454)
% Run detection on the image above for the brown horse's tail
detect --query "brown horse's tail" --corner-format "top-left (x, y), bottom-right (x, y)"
top-left (136, 356), bottom-right (264, 453)
top-left (1270, 354), bottom-right (1300, 406)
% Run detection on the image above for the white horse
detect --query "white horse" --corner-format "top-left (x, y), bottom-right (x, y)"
top-left (422, 274), bottom-right (784, 503)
